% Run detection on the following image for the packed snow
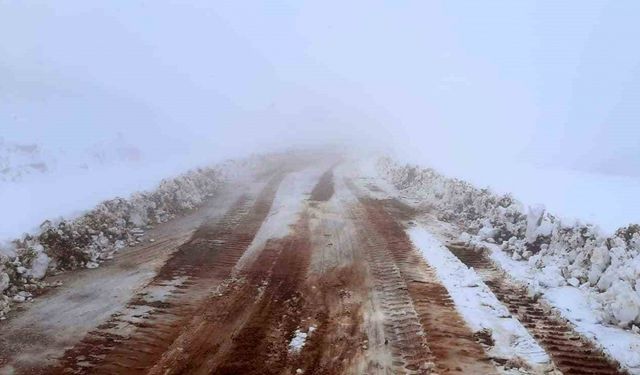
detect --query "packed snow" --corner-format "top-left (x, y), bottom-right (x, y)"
top-left (408, 226), bottom-right (551, 373)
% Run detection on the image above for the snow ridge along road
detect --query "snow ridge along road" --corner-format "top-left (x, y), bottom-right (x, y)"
top-left (448, 243), bottom-right (628, 375)
top-left (0, 155), bottom-right (636, 374)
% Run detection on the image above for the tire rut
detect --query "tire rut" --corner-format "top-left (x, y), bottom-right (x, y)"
top-left (210, 215), bottom-right (312, 375)
top-left (356, 199), bottom-right (497, 374)
top-left (448, 243), bottom-right (629, 375)
top-left (47, 174), bottom-right (286, 375)
top-left (359, 229), bottom-right (436, 374)
top-left (310, 168), bottom-right (335, 202)
top-left (148, 212), bottom-right (312, 375)
top-left (346, 178), bottom-right (497, 374)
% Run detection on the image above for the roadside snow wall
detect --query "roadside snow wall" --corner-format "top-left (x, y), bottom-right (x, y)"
top-left (377, 157), bottom-right (640, 329)
top-left (0, 163), bottom-right (232, 318)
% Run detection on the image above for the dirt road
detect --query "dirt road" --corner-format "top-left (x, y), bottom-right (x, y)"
top-left (0, 159), bottom-right (630, 375)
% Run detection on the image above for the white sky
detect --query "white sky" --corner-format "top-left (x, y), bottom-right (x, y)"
top-left (1, 1), bottom-right (640, 230)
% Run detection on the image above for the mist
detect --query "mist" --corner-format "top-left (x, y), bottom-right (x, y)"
top-left (2, 1), bottom-right (640, 233)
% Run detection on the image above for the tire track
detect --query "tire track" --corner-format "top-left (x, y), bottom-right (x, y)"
top-left (211, 215), bottom-right (312, 375)
top-left (48, 174), bottom-right (285, 375)
top-left (448, 244), bottom-right (628, 375)
top-left (145, 212), bottom-right (312, 375)
top-left (345, 188), bottom-right (435, 374)
top-left (359, 228), bottom-right (436, 374)
top-left (310, 168), bottom-right (335, 202)
top-left (347, 179), bottom-right (497, 374)
top-left (290, 264), bottom-right (367, 375)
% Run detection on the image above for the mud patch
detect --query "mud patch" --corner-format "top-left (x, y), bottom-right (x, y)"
top-left (310, 169), bottom-right (335, 202)
top-left (210, 216), bottom-right (312, 375)
top-left (288, 264), bottom-right (367, 375)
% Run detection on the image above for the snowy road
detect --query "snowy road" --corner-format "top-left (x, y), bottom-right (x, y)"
top-left (0, 157), bottom-right (633, 374)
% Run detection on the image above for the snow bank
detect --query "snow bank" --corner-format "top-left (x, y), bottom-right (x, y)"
top-left (0, 163), bottom-right (230, 319)
top-left (484, 242), bottom-right (640, 374)
top-left (377, 157), bottom-right (640, 329)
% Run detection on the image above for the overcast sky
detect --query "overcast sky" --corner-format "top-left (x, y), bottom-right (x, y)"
top-left (2, 1), bottom-right (639, 172)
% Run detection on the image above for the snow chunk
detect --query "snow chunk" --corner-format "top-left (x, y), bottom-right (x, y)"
top-left (289, 326), bottom-right (316, 353)
top-left (478, 221), bottom-right (498, 241)
top-left (289, 330), bottom-right (308, 352)
top-left (526, 205), bottom-right (545, 243)
top-left (29, 251), bottom-right (50, 279)
top-left (0, 272), bottom-right (9, 293)
top-left (601, 281), bottom-right (640, 327)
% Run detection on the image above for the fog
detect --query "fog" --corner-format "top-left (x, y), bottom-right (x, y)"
top-left (2, 1), bottom-right (640, 233)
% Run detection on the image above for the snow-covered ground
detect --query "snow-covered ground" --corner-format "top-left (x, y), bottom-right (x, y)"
top-left (0, 136), bottom-right (220, 241)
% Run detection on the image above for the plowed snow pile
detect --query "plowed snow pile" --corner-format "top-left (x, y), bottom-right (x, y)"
top-left (377, 157), bottom-right (640, 330)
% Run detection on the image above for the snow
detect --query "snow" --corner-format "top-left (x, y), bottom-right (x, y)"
top-left (289, 325), bottom-right (316, 353)
top-left (235, 167), bottom-right (327, 270)
top-left (0, 152), bottom-right (243, 320)
top-left (397, 154), bottom-right (640, 234)
top-left (29, 252), bottom-right (50, 280)
top-left (0, 156), bottom-right (213, 242)
top-left (525, 205), bottom-right (546, 243)
top-left (408, 226), bottom-right (550, 371)
top-left (0, 273), bottom-right (9, 294)
top-left (378, 156), bottom-right (640, 373)
top-left (378, 157), bottom-right (640, 328)
top-left (485, 241), bottom-right (640, 374)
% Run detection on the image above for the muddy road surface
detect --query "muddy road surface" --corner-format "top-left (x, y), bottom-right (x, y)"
top-left (0, 159), bottom-right (630, 375)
